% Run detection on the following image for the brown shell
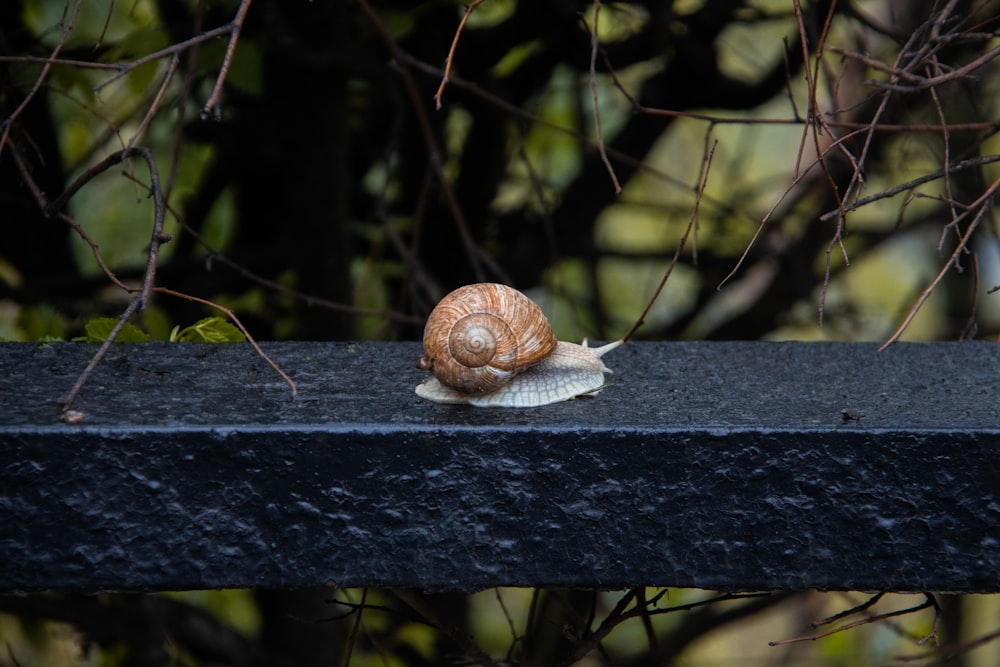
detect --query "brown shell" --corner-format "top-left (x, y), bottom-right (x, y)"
top-left (418, 283), bottom-right (558, 394)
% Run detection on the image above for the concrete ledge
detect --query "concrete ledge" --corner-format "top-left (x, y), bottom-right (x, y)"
top-left (2, 341), bottom-right (998, 593)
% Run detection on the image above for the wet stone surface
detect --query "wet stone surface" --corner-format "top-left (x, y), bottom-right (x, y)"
top-left (1, 341), bottom-right (999, 593)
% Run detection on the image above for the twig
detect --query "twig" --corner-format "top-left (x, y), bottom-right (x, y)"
top-left (57, 146), bottom-right (170, 417)
top-left (305, 31), bottom-right (993, 135)
top-left (818, 155), bottom-right (1000, 221)
top-left (880, 174), bottom-right (1000, 350)
top-left (897, 626), bottom-right (1000, 666)
top-left (59, 296), bottom-right (142, 418)
top-left (163, 1), bottom-right (207, 200)
top-left (0, 0), bottom-right (83, 158)
top-left (581, 0), bottom-right (621, 194)
top-left (622, 136), bottom-right (717, 342)
top-left (55, 211), bottom-right (132, 292)
top-left (433, 0), bottom-right (486, 109)
top-left (7, 118), bottom-right (176, 421)
top-left (717, 0), bottom-right (835, 293)
top-left (556, 590), bottom-right (636, 667)
top-left (202, 0), bottom-right (253, 119)
top-left (401, 48), bottom-right (697, 196)
top-left (356, 0), bottom-right (502, 283)
top-left (94, 0), bottom-right (115, 50)
top-left (0, 55), bottom-right (122, 70)
top-left (390, 589), bottom-right (501, 667)
top-left (769, 593), bottom-right (937, 646)
top-left (132, 148), bottom-right (169, 308)
top-left (623, 102), bottom-right (997, 132)
top-left (48, 147), bottom-right (143, 216)
top-left (45, 147), bottom-right (168, 309)
top-left (634, 588), bottom-right (660, 662)
top-left (118, 169), bottom-right (425, 325)
top-left (867, 41), bottom-right (1000, 93)
top-left (127, 53), bottom-right (180, 149)
top-left (560, 592), bottom-right (773, 667)
top-left (717, 165), bottom-right (810, 291)
top-left (92, 24), bottom-right (235, 93)
top-left (523, 588), bottom-right (541, 659)
top-left (154, 287), bottom-right (298, 395)
top-left (49, 146), bottom-right (290, 421)
top-left (493, 589), bottom-right (522, 663)
top-left (812, 592), bottom-right (884, 627)
top-left (342, 587), bottom-right (367, 667)
top-left (795, 0), bottom-right (855, 327)
top-left (395, 45), bottom-right (997, 254)
top-left (324, 594), bottom-right (424, 625)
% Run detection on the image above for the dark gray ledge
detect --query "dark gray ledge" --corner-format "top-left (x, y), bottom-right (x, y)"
top-left (1, 341), bottom-right (999, 594)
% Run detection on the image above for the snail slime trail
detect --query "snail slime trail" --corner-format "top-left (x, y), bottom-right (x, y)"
top-left (414, 283), bottom-right (623, 407)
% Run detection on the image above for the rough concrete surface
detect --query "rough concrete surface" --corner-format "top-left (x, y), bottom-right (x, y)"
top-left (1, 341), bottom-right (998, 593)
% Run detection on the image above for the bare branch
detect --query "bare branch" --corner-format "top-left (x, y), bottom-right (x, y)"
top-left (879, 178), bottom-right (999, 350)
top-left (580, 0), bottom-right (622, 194)
top-left (769, 593), bottom-right (938, 646)
top-left (433, 0), bottom-right (486, 109)
top-left (202, 0), bottom-right (253, 119)
top-left (623, 135), bottom-right (717, 342)
top-left (154, 287), bottom-right (297, 395)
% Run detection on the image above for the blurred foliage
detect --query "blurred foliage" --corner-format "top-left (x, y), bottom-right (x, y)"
top-left (2, 0), bottom-right (999, 343)
top-left (3, 589), bottom-right (1000, 666)
top-left (3, 0), bottom-right (1000, 665)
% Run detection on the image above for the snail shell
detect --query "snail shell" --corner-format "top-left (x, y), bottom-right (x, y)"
top-left (416, 283), bottom-right (557, 394)
top-left (414, 283), bottom-right (622, 407)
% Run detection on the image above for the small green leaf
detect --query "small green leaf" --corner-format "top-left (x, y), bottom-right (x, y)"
top-left (173, 317), bottom-right (246, 343)
top-left (74, 317), bottom-right (151, 343)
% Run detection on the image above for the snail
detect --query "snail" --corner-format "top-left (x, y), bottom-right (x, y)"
top-left (414, 283), bottom-right (622, 407)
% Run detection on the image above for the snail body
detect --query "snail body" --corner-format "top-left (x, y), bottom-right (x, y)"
top-left (415, 283), bottom-right (621, 407)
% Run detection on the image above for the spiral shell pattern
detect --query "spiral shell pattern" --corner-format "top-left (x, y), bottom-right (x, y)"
top-left (419, 283), bottom-right (558, 393)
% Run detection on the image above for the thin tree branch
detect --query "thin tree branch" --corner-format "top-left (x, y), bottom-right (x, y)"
top-left (201, 0), bottom-right (253, 119)
top-left (0, 0), bottom-right (84, 158)
top-left (623, 135), bottom-right (717, 341)
top-left (433, 0), bottom-right (486, 109)
top-left (769, 594), bottom-right (938, 646)
top-left (581, 0), bottom-right (622, 194)
top-left (880, 175), bottom-right (1000, 349)
top-left (356, 0), bottom-right (505, 284)
top-left (92, 24), bottom-right (236, 93)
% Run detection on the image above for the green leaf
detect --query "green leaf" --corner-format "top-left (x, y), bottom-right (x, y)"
top-left (75, 317), bottom-right (151, 343)
top-left (172, 316), bottom-right (246, 343)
